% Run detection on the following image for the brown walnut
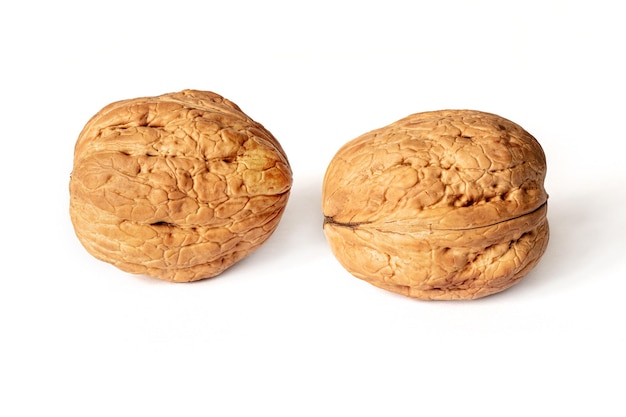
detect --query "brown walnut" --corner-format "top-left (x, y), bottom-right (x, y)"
top-left (322, 110), bottom-right (549, 300)
top-left (70, 90), bottom-right (292, 282)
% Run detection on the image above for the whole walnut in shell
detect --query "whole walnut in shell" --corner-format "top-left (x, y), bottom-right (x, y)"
top-left (322, 110), bottom-right (548, 300)
top-left (70, 90), bottom-right (292, 282)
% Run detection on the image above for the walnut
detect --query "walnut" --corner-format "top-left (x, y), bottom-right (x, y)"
top-left (70, 90), bottom-right (292, 282)
top-left (322, 110), bottom-right (549, 300)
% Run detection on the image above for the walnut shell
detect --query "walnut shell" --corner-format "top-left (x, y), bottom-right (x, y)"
top-left (70, 90), bottom-right (292, 282)
top-left (322, 110), bottom-right (549, 300)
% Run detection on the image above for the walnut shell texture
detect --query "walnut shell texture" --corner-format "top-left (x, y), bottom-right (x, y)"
top-left (70, 90), bottom-right (292, 282)
top-left (322, 110), bottom-right (549, 300)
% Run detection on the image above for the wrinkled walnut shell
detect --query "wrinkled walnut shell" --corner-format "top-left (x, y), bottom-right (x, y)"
top-left (322, 110), bottom-right (549, 300)
top-left (70, 90), bottom-right (292, 282)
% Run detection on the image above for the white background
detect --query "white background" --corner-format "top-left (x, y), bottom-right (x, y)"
top-left (2, 1), bottom-right (625, 415)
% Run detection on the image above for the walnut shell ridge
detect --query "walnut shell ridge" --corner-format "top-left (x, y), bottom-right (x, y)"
top-left (70, 90), bottom-right (292, 282)
top-left (322, 110), bottom-right (549, 300)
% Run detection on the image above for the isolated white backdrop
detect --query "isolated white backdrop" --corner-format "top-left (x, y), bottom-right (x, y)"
top-left (1, 1), bottom-right (625, 416)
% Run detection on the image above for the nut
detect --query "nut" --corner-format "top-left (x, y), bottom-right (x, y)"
top-left (322, 110), bottom-right (549, 300)
top-left (70, 90), bottom-right (292, 282)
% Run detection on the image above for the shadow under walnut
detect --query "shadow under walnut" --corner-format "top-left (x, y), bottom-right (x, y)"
top-left (70, 90), bottom-right (292, 282)
top-left (322, 110), bottom-right (549, 300)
